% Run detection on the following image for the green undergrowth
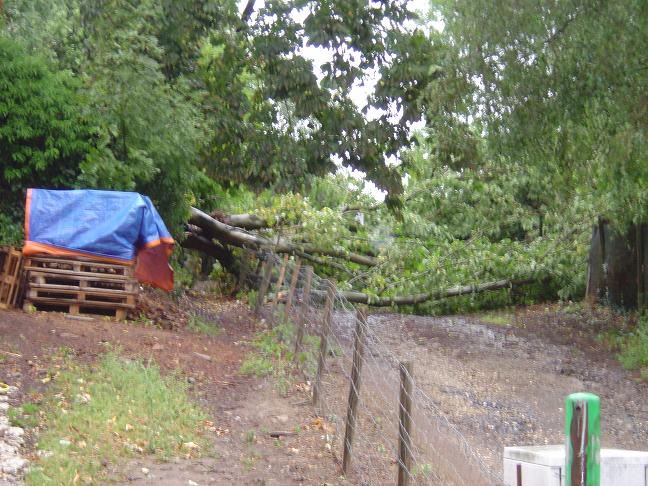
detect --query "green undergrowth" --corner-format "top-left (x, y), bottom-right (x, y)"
top-left (8, 402), bottom-right (41, 429)
top-left (618, 315), bottom-right (648, 379)
top-left (26, 351), bottom-right (209, 485)
top-left (187, 315), bottom-right (222, 337)
top-left (477, 310), bottom-right (514, 327)
top-left (240, 320), bottom-right (320, 395)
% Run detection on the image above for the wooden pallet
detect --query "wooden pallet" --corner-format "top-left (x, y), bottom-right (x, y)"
top-left (0, 247), bottom-right (23, 309)
top-left (23, 256), bottom-right (136, 320)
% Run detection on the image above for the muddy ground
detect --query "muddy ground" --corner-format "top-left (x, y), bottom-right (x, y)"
top-left (0, 295), bottom-right (647, 485)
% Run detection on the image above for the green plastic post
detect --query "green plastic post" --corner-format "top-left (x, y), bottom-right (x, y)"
top-left (565, 392), bottom-right (600, 486)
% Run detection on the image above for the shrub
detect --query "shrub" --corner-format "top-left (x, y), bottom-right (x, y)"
top-left (0, 36), bottom-right (94, 224)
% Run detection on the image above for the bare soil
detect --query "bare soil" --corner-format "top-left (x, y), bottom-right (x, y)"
top-left (1, 296), bottom-right (647, 485)
top-left (0, 296), bottom-right (344, 485)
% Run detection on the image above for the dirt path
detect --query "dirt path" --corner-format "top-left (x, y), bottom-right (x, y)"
top-left (0, 300), bottom-right (343, 485)
top-left (363, 306), bottom-right (648, 479)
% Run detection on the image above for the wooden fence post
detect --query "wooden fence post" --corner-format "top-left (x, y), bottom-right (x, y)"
top-left (312, 279), bottom-right (335, 407)
top-left (342, 308), bottom-right (367, 475)
top-left (284, 256), bottom-right (302, 316)
top-left (271, 254), bottom-right (290, 316)
top-left (293, 266), bottom-right (313, 363)
top-left (565, 392), bottom-right (600, 486)
top-left (254, 256), bottom-right (273, 316)
top-left (398, 361), bottom-right (413, 486)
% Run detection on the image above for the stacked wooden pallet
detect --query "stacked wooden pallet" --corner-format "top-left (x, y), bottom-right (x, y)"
top-left (0, 246), bottom-right (23, 309)
top-left (23, 256), bottom-right (136, 320)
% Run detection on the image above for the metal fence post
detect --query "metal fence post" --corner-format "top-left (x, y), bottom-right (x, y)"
top-left (271, 254), bottom-right (289, 316)
top-left (293, 265), bottom-right (313, 363)
top-left (254, 256), bottom-right (273, 316)
top-left (565, 392), bottom-right (600, 486)
top-left (284, 256), bottom-right (302, 316)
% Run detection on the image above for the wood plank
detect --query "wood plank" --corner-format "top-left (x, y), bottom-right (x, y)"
top-left (27, 290), bottom-right (132, 306)
top-left (25, 297), bottom-right (135, 309)
top-left (28, 282), bottom-right (133, 296)
top-left (28, 256), bottom-right (133, 271)
top-left (25, 267), bottom-right (130, 281)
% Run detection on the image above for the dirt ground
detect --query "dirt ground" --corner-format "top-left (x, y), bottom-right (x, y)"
top-left (0, 297), bottom-right (345, 485)
top-left (1, 296), bottom-right (647, 485)
top-left (367, 305), bottom-right (648, 480)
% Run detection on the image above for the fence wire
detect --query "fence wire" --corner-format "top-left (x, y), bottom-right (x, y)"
top-left (252, 251), bottom-right (504, 486)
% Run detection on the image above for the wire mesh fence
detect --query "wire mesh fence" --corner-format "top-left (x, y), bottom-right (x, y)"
top-left (250, 250), bottom-right (504, 485)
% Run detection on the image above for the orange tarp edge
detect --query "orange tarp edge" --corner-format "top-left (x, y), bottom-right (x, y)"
top-left (23, 241), bottom-right (134, 265)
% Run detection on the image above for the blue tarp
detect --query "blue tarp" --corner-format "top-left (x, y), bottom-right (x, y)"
top-left (24, 189), bottom-right (174, 290)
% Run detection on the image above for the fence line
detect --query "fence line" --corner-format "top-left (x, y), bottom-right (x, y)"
top-left (249, 250), bottom-right (504, 485)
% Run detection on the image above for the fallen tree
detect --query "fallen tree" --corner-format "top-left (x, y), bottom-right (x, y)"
top-left (333, 277), bottom-right (536, 306)
top-left (183, 206), bottom-right (543, 307)
top-left (188, 207), bottom-right (378, 267)
top-left (281, 277), bottom-right (538, 307)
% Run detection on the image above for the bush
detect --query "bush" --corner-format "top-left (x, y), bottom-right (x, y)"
top-left (0, 36), bottom-right (94, 223)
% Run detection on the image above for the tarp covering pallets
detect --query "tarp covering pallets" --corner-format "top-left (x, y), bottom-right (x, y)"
top-left (23, 189), bottom-right (175, 291)
top-left (22, 256), bottom-right (137, 320)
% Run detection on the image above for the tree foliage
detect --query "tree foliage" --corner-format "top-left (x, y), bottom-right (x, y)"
top-left (0, 36), bottom-right (94, 227)
top-left (431, 0), bottom-right (648, 226)
top-left (1, 0), bottom-right (636, 312)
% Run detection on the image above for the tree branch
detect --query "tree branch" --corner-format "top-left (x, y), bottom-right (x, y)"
top-left (240, 0), bottom-right (256, 23)
top-left (189, 207), bottom-right (378, 266)
top-left (326, 277), bottom-right (537, 306)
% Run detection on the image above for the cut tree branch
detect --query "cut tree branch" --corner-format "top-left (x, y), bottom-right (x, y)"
top-left (189, 207), bottom-right (378, 266)
top-left (326, 278), bottom-right (537, 306)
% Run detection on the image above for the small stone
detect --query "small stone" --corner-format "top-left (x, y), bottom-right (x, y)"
top-left (0, 402), bottom-right (9, 411)
top-left (141, 467), bottom-right (150, 475)
top-left (6, 427), bottom-right (24, 441)
top-left (60, 332), bottom-right (80, 339)
top-left (59, 439), bottom-right (71, 447)
top-left (187, 377), bottom-right (196, 384)
top-left (1, 456), bottom-right (27, 475)
top-left (188, 481), bottom-right (198, 486)
top-left (0, 442), bottom-right (17, 455)
top-left (193, 352), bottom-right (211, 361)
top-left (276, 415), bottom-right (289, 424)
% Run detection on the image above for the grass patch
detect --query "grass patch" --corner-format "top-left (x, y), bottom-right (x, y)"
top-left (479, 311), bottom-right (513, 327)
top-left (187, 315), bottom-right (222, 337)
top-left (618, 316), bottom-right (648, 377)
top-left (240, 355), bottom-right (274, 377)
top-left (242, 452), bottom-right (259, 472)
top-left (239, 321), bottom-right (320, 395)
top-left (8, 402), bottom-right (41, 429)
top-left (27, 351), bottom-right (209, 485)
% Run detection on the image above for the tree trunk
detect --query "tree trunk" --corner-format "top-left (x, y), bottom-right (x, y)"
top-left (189, 207), bottom-right (378, 266)
top-left (307, 278), bottom-right (536, 307)
top-left (586, 220), bottom-right (648, 310)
